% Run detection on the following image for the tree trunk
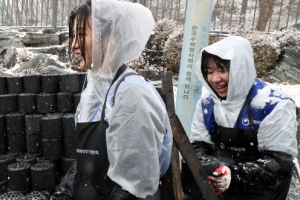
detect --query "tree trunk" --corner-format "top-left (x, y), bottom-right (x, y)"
top-left (30, 0), bottom-right (34, 25)
top-left (20, 0), bottom-right (24, 25)
top-left (255, 0), bottom-right (273, 31)
top-left (15, 0), bottom-right (20, 26)
top-left (35, 0), bottom-right (38, 26)
top-left (25, 0), bottom-right (28, 25)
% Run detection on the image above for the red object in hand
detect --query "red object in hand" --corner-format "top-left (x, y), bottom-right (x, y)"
top-left (208, 165), bottom-right (231, 196)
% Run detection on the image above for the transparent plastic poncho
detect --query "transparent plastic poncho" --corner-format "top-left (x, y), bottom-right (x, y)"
top-left (76, 0), bottom-right (159, 198)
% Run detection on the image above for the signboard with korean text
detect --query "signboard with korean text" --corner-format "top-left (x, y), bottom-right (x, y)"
top-left (176, 0), bottom-right (214, 137)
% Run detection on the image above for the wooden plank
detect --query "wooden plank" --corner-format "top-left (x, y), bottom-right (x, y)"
top-left (160, 144), bottom-right (182, 200)
top-left (170, 114), bottom-right (218, 200)
top-left (161, 71), bottom-right (175, 117)
top-left (161, 71), bottom-right (218, 200)
top-left (158, 71), bottom-right (182, 200)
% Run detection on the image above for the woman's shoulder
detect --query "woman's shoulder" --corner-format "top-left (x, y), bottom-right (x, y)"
top-left (251, 79), bottom-right (293, 108)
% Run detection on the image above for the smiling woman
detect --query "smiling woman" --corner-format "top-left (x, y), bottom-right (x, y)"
top-left (69, 2), bottom-right (92, 70)
top-left (201, 53), bottom-right (229, 99)
top-left (182, 36), bottom-right (298, 200)
top-left (50, 0), bottom-right (173, 199)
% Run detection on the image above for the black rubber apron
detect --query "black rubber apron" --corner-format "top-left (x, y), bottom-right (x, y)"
top-left (210, 90), bottom-right (260, 164)
top-left (73, 65), bottom-right (127, 200)
top-left (211, 90), bottom-right (292, 200)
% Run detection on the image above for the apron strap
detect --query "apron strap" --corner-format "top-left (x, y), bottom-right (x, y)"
top-left (100, 64), bottom-right (127, 122)
top-left (112, 72), bottom-right (139, 105)
top-left (236, 87), bottom-right (255, 129)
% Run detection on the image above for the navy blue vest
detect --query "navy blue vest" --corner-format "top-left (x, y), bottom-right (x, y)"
top-left (201, 78), bottom-right (294, 133)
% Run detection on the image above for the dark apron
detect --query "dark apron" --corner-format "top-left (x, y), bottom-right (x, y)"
top-left (73, 65), bottom-right (127, 200)
top-left (211, 90), bottom-right (292, 200)
top-left (211, 88), bottom-right (259, 164)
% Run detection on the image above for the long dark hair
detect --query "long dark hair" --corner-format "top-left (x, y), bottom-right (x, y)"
top-left (68, 0), bottom-right (91, 66)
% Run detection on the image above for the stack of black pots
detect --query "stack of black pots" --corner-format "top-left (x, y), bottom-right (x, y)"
top-left (0, 73), bottom-right (86, 197)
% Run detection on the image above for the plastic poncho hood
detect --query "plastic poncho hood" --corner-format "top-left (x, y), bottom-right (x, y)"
top-left (196, 36), bottom-right (257, 127)
top-left (77, 0), bottom-right (155, 122)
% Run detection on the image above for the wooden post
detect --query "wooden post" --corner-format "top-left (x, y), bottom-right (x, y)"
top-left (169, 114), bottom-right (218, 200)
top-left (160, 71), bottom-right (218, 200)
top-left (159, 71), bottom-right (183, 200)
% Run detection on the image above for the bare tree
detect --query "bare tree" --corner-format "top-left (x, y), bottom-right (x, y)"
top-left (255, 0), bottom-right (273, 31)
top-left (25, 0), bottom-right (28, 25)
top-left (20, 0), bottom-right (24, 25)
top-left (15, 0), bottom-right (19, 25)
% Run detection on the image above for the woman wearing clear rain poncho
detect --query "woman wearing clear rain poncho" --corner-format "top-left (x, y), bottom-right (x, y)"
top-left (181, 36), bottom-right (298, 200)
top-left (50, 0), bottom-right (172, 199)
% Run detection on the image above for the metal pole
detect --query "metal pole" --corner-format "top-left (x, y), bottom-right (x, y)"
top-left (285, 0), bottom-right (292, 31)
top-left (251, 0), bottom-right (258, 31)
top-left (239, 0), bottom-right (248, 25)
top-left (268, 0), bottom-right (275, 32)
top-left (276, 0), bottom-right (283, 30)
top-left (221, 0), bottom-right (227, 31)
top-left (52, 0), bottom-right (58, 28)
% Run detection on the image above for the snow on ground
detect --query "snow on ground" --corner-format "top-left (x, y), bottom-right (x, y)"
top-left (272, 83), bottom-right (300, 108)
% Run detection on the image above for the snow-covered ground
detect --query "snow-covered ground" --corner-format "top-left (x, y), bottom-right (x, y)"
top-left (274, 83), bottom-right (300, 108)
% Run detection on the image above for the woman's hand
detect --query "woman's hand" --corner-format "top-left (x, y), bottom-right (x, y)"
top-left (208, 165), bottom-right (231, 195)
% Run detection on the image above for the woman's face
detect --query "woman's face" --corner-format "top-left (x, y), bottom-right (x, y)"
top-left (71, 16), bottom-right (92, 70)
top-left (207, 58), bottom-right (229, 98)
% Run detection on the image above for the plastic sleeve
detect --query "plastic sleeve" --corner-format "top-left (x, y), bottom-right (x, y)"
top-left (50, 163), bottom-right (77, 200)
